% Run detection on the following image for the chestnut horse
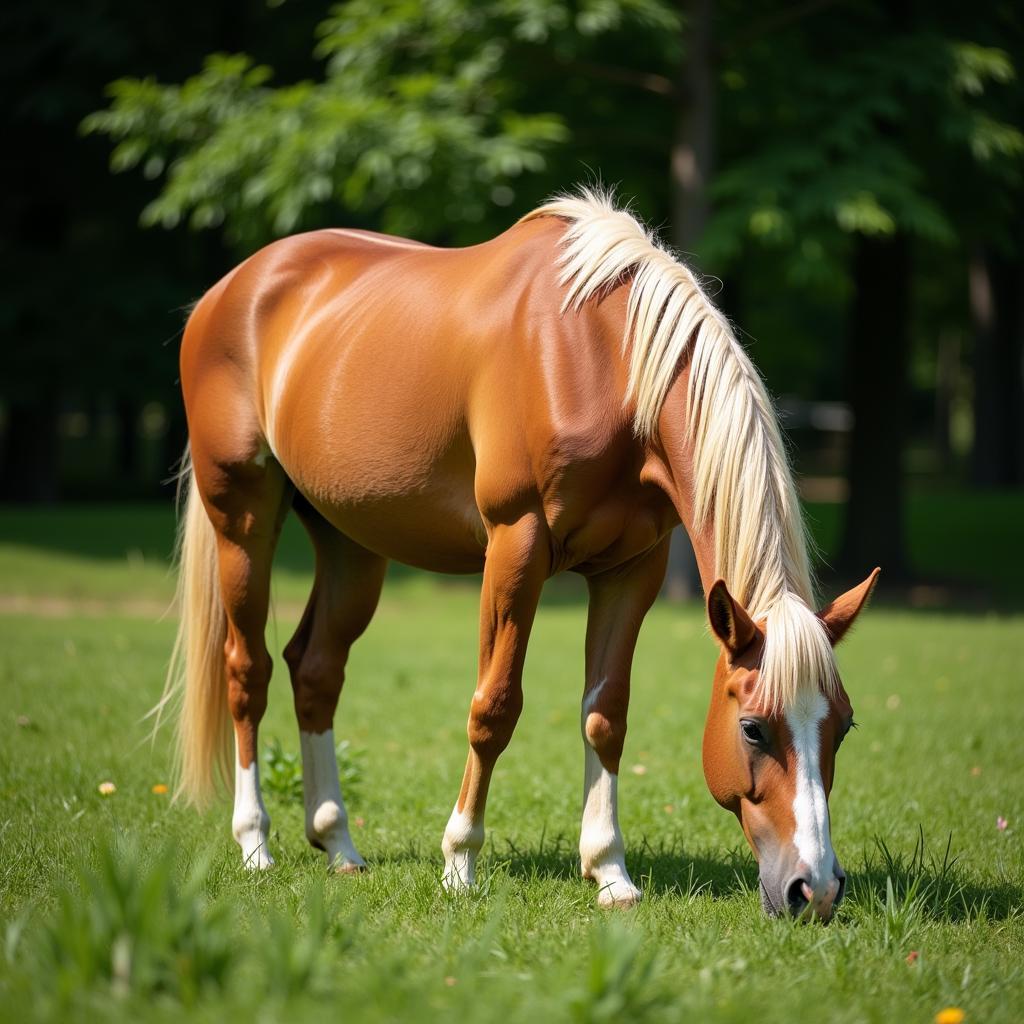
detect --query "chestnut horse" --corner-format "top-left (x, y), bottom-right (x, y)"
top-left (162, 189), bottom-right (879, 920)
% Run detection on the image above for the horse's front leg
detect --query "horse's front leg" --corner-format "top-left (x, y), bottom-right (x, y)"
top-left (580, 538), bottom-right (670, 907)
top-left (442, 513), bottom-right (548, 891)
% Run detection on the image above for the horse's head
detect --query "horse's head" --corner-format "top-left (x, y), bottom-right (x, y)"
top-left (701, 569), bottom-right (880, 922)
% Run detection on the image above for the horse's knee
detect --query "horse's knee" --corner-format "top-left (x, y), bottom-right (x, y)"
top-left (584, 705), bottom-right (627, 774)
top-left (282, 627), bottom-right (308, 677)
top-left (467, 684), bottom-right (523, 761)
top-left (288, 650), bottom-right (348, 732)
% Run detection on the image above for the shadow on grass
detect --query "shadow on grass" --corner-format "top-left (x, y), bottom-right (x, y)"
top-left (480, 830), bottom-right (1022, 922)
top-left (506, 835), bottom-right (761, 902)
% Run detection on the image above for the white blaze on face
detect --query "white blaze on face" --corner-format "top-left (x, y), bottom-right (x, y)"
top-left (784, 692), bottom-right (836, 895)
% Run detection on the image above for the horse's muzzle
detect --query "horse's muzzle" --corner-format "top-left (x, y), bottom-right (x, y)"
top-left (760, 863), bottom-right (846, 922)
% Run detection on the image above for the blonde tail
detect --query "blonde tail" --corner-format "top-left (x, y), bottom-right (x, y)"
top-left (155, 449), bottom-right (232, 808)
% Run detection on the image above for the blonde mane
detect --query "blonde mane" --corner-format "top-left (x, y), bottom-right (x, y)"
top-left (522, 188), bottom-right (837, 710)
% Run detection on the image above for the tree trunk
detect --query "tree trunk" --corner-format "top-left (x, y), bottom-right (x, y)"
top-left (116, 397), bottom-right (139, 482)
top-left (0, 397), bottom-right (60, 502)
top-left (671, 0), bottom-right (714, 250)
top-left (933, 330), bottom-right (959, 475)
top-left (970, 248), bottom-right (1024, 487)
top-left (838, 234), bottom-right (911, 580)
top-left (665, 0), bottom-right (715, 601)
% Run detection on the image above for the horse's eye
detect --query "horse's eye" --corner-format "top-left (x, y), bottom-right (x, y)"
top-left (836, 718), bottom-right (856, 750)
top-left (740, 719), bottom-right (766, 747)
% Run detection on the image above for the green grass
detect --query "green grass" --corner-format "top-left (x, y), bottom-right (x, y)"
top-left (805, 489), bottom-right (1024, 603)
top-left (1, 500), bottom-right (1022, 1023)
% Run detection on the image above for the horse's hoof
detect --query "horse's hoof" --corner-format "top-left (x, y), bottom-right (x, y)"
top-left (590, 874), bottom-right (642, 908)
top-left (331, 860), bottom-right (366, 876)
top-left (241, 850), bottom-right (275, 871)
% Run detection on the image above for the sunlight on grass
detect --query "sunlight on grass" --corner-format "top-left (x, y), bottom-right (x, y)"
top-left (0, 507), bottom-right (1021, 1022)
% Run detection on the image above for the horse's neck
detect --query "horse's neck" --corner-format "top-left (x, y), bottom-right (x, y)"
top-left (650, 371), bottom-right (718, 594)
top-left (651, 376), bottom-right (809, 613)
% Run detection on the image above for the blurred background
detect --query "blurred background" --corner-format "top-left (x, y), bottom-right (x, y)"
top-left (2, 0), bottom-right (1021, 606)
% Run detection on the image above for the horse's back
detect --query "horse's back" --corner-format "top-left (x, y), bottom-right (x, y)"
top-left (181, 217), bottom-right (642, 572)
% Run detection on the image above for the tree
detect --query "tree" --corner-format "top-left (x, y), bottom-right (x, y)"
top-left (970, 246), bottom-right (1024, 487)
top-left (663, 0), bottom-right (714, 599)
top-left (0, 0), bottom-right (325, 498)
top-left (699, 9), bottom-right (1022, 581)
top-left (81, 0), bottom-right (1024, 586)
top-left (83, 1), bottom-right (679, 252)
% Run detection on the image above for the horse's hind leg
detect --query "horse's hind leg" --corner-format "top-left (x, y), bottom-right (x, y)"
top-left (580, 538), bottom-right (669, 907)
top-left (284, 499), bottom-right (387, 872)
top-left (192, 445), bottom-right (290, 870)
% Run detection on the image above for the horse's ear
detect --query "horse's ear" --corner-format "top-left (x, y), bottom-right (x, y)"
top-left (707, 579), bottom-right (758, 656)
top-left (818, 568), bottom-right (881, 645)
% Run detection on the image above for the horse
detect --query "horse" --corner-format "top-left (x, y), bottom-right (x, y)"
top-left (161, 188), bottom-right (879, 920)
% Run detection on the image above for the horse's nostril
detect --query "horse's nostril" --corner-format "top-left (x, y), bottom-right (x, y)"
top-left (834, 873), bottom-right (846, 906)
top-left (786, 877), bottom-right (810, 915)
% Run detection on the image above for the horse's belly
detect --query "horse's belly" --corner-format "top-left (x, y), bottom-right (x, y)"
top-left (321, 494), bottom-right (486, 573)
top-left (271, 350), bottom-right (486, 570)
top-left (288, 450), bottom-right (487, 573)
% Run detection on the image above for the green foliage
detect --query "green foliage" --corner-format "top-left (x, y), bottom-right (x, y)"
top-left (334, 739), bottom-right (365, 806)
top-left (83, 1), bottom-right (678, 247)
top-left (856, 829), bottom-right (969, 932)
top-left (6, 839), bottom-right (359, 1012)
top-left (568, 921), bottom-right (666, 1023)
top-left (261, 736), bottom-right (304, 803)
top-left (705, 26), bottom-right (1023, 288)
top-left (83, 3), bottom-right (1024, 267)
top-left (261, 736), bottom-right (365, 807)
top-left (33, 843), bottom-right (236, 1004)
top-left (259, 888), bottom-right (351, 1000)
top-left (78, 0), bottom-right (1024, 424)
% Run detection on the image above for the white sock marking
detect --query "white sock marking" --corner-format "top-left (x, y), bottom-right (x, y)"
top-left (232, 750), bottom-right (273, 870)
top-left (300, 729), bottom-right (365, 871)
top-left (579, 728), bottom-right (640, 907)
top-left (441, 805), bottom-right (483, 891)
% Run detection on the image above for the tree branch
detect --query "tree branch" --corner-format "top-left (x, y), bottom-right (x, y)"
top-left (548, 54), bottom-right (675, 98)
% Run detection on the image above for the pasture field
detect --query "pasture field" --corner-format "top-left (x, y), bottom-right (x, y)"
top-left (0, 502), bottom-right (1022, 1023)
